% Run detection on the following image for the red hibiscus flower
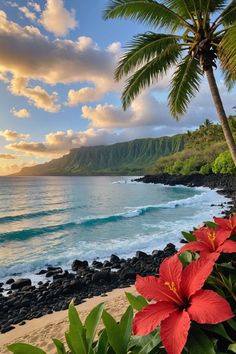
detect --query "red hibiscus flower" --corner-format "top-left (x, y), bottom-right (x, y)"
top-left (178, 226), bottom-right (236, 261)
top-left (133, 255), bottom-right (233, 354)
top-left (214, 215), bottom-right (236, 234)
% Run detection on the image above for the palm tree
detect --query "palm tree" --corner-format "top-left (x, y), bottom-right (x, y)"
top-left (104, 0), bottom-right (236, 165)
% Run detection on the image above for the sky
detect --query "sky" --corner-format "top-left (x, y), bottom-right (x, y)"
top-left (0, 0), bottom-right (235, 175)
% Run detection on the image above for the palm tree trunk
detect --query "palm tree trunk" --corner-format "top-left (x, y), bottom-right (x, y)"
top-left (206, 67), bottom-right (236, 166)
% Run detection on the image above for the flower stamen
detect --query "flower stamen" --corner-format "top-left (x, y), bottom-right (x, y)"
top-left (208, 230), bottom-right (216, 250)
top-left (164, 281), bottom-right (183, 303)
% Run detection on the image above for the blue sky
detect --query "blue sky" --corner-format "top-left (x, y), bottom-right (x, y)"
top-left (0, 0), bottom-right (235, 175)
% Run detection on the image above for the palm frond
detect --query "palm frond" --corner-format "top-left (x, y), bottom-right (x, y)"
top-left (115, 33), bottom-right (182, 81)
top-left (165, 0), bottom-right (196, 22)
top-left (121, 44), bottom-right (181, 109)
top-left (168, 56), bottom-right (202, 118)
top-left (103, 0), bottom-right (192, 31)
top-left (218, 0), bottom-right (236, 25)
top-left (222, 68), bottom-right (236, 91)
top-left (218, 24), bottom-right (236, 74)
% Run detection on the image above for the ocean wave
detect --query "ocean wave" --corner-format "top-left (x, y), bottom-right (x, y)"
top-left (0, 222), bottom-right (77, 243)
top-left (0, 207), bottom-right (72, 223)
top-left (0, 190), bottom-right (217, 242)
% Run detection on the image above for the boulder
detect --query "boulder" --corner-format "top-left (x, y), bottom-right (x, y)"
top-left (11, 279), bottom-right (31, 290)
top-left (110, 254), bottom-right (120, 264)
top-left (119, 267), bottom-right (136, 281)
top-left (71, 260), bottom-right (88, 271)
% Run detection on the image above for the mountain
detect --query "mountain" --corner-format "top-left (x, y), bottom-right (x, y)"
top-left (15, 135), bottom-right (186, 176)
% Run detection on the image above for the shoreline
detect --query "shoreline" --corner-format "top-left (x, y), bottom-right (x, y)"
top-left (0, 173), bottom-right (235, 348)
top-left (135, 173), bottom-right (236, 216)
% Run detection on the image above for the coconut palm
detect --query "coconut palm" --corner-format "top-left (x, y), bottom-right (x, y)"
top-left (104, 0), bottom-right (236, 165)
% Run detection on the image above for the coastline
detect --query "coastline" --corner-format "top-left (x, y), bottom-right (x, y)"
top-left (135, 173), bottom-right (236, 216)
top-left (0, 173), bottom-right (235, 352)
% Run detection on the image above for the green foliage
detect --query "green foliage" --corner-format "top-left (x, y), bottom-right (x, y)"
top-left (212, 150), bottom-right (236, 174)
top-left (125, 292), bottom-right (148, 311)
top-left (151, 117), bottom-right (236, 175)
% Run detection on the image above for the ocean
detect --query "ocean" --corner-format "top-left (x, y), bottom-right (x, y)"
top-left (0, 176), bottom-right (228, 282)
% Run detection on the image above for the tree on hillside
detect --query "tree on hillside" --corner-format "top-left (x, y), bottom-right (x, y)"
top-left (104, 0), bottom-right (236, 166)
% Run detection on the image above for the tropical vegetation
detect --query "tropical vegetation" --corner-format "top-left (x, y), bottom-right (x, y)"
top-left (8, 215), bottom-right (236, 354)
top-left (104, 0), bottom-right (236, 166)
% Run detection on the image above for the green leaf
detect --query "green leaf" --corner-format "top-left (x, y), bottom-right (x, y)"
top-left (125, 292), bottom-right (148, 311)
top-left (204, 221), bottom-right (218, 229)
top-left (84, 303), bottom-right (104, 350)
top-left (187, 326), bottom-right (216, 354)
top-left (102, 310), bottom-right (124, 354)
top-left (181, 231), bottom-right (196, 242)
top-left (103, 0), bottom-right (191, 31)
top-left (169, 56), bottom-right (202, 118)
top-left (178, 251), bottom-right (193, 266)
top-left (94, 329), bottom-right (109, 354)
top-left (228, 343), bottom-right (236, 353)
top-left (52, 339), bottom-right (67, 354)
top-left (138, 329), bottom-right (161, 354)
top-left (7, 344), bottom-right (46, 354)
top-left (228, 319), bottom-right (236, 332)
top-left (67, 301), bottom-right (87, 354)
top-left (115, 33), bottom-right (181, 81)
top-left (122, 42), bottom-right (180, 109)
top-left (119, 306), bottom-right (133, 350)
top-left (203, 323), bottom-right (233, 342)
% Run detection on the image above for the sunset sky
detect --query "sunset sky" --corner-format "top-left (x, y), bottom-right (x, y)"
top-left (0, 0), bottom-right (236, 175)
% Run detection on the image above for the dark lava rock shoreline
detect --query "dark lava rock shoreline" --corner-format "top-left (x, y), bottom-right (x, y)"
top-left (135, 173), bottom-right (236, 216)
top-left (0, 244), bottom-right (177, 334)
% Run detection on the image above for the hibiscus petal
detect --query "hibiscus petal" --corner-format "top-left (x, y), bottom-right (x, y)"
top-left (160, 310), bottom-right (190, 354)
top-left (194, 227), bottom-right (212, 249)
top-left (215, 229), bottom-right (232, 248)
top-left (132, 302), bottom-right (177, 336)
top-left (159, 255), bottom-right (182, 290)
top-left (217, 240), bottom-right (236, 254)
top-left (214, 217), bottom-right (231, 230)
top-left (188, 290), bottom-right (234, 324)
top-left (181, 257), bottom-right (214, 298)
top-left (135, 275), bottom-right (184, 304)
top-left (135, 275), bottom-right (164, 301)
top-left (178, 241), bottom-right (209, 254)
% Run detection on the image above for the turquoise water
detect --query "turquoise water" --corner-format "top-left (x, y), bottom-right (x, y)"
top-left (0, 176), bottom-right (227, 280)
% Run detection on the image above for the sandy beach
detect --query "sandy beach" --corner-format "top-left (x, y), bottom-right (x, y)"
top-left (0, 286), bottom-right (136, 354)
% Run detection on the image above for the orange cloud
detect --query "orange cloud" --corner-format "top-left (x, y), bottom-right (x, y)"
top-left (0, 153), bottom-right (16, 159)
top-left (11, 107), bottom-right (30, 118)
top-left (0, 129), bottom-right (30, 141)
top-left (40, 0), bottom-right (77, 37)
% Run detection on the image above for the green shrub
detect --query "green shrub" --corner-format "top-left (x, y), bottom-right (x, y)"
top-left (212, 151), bottom-right (236, 174)
top-left (200, 163), bottom-right (212, 174)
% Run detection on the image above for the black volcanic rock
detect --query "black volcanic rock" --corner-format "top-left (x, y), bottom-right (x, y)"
top-left (11, 279), bottom-right (31, 290)
top-left (71, 260), bottom-right (88, 271)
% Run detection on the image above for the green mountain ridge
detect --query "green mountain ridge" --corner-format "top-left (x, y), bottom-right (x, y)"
top-left (15, 135), bottom-right (186, 176)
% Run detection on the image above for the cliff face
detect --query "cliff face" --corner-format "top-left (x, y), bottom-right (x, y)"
top-left (15, 135), bottom-right (186, 176)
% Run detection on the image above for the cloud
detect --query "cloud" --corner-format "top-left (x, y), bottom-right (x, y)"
top-left (18, 6), bottom-right (36, 21)
top-left (0, 11), bottom-right (121, 108)
top-left (0, 129), bottom-right (30, 141)
top-left (0, 160), bottom-right (36, 176)
top-left (9, 77), bottom-right (60, 112)
top-left (0, 153), bottom-right (16, 159)
top-left (11, 107), bottom-right (30, 118)
top-left (40, 0), bottom-right (77, 37)
top-left (28, 1), bottom-right (41, 13)
top-left (6, 129), bottom-right (127, 157)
